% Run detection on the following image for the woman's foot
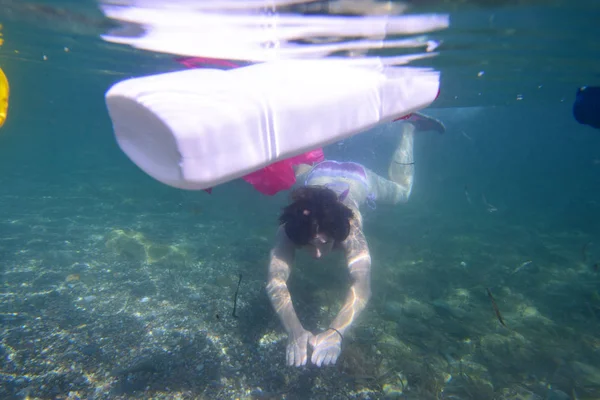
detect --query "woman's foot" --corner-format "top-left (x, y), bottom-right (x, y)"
top-left (401, 112), bottom-right (446, 134)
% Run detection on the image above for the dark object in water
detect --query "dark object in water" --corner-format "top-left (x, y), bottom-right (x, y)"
top-left (486, 288), bottom-right (507, 328)
top-left (112, 357), bottom-right (161, 376)
top-left (232, 273), bottom-right (243, 318)
top-left (573, 86), bottom-right (600, 130)
top-left (593, 263), bottom-right (599, 272)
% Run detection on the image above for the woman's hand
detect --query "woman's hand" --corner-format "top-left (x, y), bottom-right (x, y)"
top-left (286, 328), bottom-right (314, 367)
top-left (310, 329), bottom-right (342, 367)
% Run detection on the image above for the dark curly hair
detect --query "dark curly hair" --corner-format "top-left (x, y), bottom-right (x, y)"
top-left (279, 186), bottom-right (354, 246)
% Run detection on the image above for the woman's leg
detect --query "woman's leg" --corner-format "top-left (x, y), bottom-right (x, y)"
top-left (367, 122), bottom-right (415, 205)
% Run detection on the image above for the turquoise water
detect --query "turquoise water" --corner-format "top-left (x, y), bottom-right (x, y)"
top-left (1, 1), bottom-right (600, 399)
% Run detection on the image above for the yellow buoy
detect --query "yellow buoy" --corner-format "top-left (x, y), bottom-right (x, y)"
top-left (0, 67), bottom-right (8, 128)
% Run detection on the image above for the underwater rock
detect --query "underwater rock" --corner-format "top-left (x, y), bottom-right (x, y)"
top-left (445, 355), bottom-right (494, 398)
top-left (384, 298), bottom-right (436, 321)
top-left (105, 230), bottom-right (147, 262)
top-left (515, 304), bottom-right (554, 326)
top-left (497, 385), bottom-right (544, 400)
top-left (430, 299), bottom-right (468, 319)
top-left (383, 300), bottom-right (403, 318)
top-left (378, 334), bottom-right (414, 359)
top-left (480, 333), bottom-right (511, 355)
top-left (446, 288), bottom-right (473, 314)
top-left (32, 270), bottom-right (64, 288)
top-left (382, 373), bottom-right (408, 398)
top-left (70, 262), bottom-right (91, 273)
top-left (146, 243), bottom-right (170, 261)
top-left (479, 332), bottom-right (532, 366)
top-left (546, 389), bottom-right (570, 400)
top-left (80, 343), bottom-right (102, 358)
top-left (104, 229), bottom-right (190, 265)
top-left (571, 361), bottom-right (600, 386)
top-left (147, 243), bottom-right (188, 265)
top-left (403, 298), bottom-right (436, 320)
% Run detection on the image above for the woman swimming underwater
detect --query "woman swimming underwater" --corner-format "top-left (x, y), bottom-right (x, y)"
top-left (266, 113), bottom-right (445, 367)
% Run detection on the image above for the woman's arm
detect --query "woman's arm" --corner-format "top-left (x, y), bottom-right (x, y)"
top-left (310, 217), bottom-right (372, 366)
top-left (331, 217), bottom-right (372, 334)
top-left (266, 227), bottom-right (303, 334)
top-left (266, 226), bottom-right (314, 366)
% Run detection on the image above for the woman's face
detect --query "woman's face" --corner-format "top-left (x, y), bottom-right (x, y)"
top-left (306, 233), bottom-right (334, 259)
